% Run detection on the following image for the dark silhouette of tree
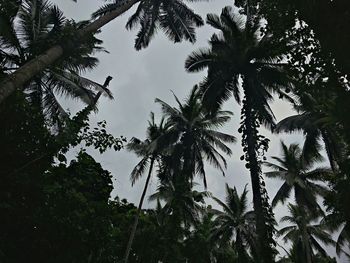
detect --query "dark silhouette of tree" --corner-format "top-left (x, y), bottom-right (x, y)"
top-left (275, 93), bottom-right (346, 173)
top-left (0, 0), bottom-right (113, 125)
top-left (0, 0), bottom-right (204, 104)
top-left (278, 204), bottom-right (335, 263)
top-left (211, 184), bottom-right (256, 262)
top-left (93, 0), bottom-right (204, 51)
top-left (184, 209), bottom-right (218, 262)
top-left (124, 112), bottom-right (170, 263)
top-left (235, 0), bottom-right (350, 76)
top-left (155, 85), bottom-right (236, 188)
top-left (185, 7), bottom-right (292, 261)
top-left (264, 141), bottom-right (331, 214)
top-left (149, 178), bottom-right (209, 230)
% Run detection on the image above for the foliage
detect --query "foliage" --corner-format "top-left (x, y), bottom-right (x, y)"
top-left (185, 6), bottom-right (295, 261)
top-left (0, 90), bottom-right (125, 262)
top-left (93, 0), bottom-right (204, 50)
top-left (0, 0), bottom-right (113, 126)
top-left (1, 1), bottom-right (350, 262)
top-left (211, 184), bottom-right (256, 262)
top-left (264, 141), bottom-right (330, 213)
top-left (155, 85), bottom-right (236, 188)
top-left (277, 204), bottom-right (336, 263)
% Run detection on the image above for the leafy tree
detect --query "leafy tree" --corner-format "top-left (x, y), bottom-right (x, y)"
top-left (278, 204), bottom-right (335, 263)
top-left (0, 92), bottom-right (53, 262)
top-left (275, 93), bottom-right (346, 172)
top-left (241, 0), bottom-right (350, 250)
top-left (37, 151), bottom-right (115, 262)
top-left (277, 243), bottom-right (337, 263)
top-left (93, 0), bottom-right (204, 51)
top-left (149, 178), bottom-right (209, 229)
top-left (234, 0), bottom-right (350, 76)
top-left (323, 189), bottom-right (350, 258)
top-left (0, 147), bottom-right (121, 262)
top-left (185, 7), bottom-right (292, 261)
top-left (143, 178), bottom-right (210, 263)
top-left (183, 209), bottom-right (217, 263)
top-left (0, 0), bottom-right (113, 125)
top-left (211, 184), bottom-right (256, 262)
top-left (124, 112), bottom-right (170, 263)
top-left (0, 84), bottom-right (124, 263)
top-left (0, 0), bottom-right (205, 104)
top-left (143, 201), bottom-right (185, 262)
top-left (155, 85), bottom-right (236, 188)
top-left (264, 141), bottom-right (330, 214)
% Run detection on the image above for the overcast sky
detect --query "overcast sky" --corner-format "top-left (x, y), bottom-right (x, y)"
top-left (51, 0), bottom-right (344, 260)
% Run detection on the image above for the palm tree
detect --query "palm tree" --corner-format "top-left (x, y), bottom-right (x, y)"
top-left (323, 211), bottom-right (350, 258)
top-left (275, 93), bottom-right (345, 172)
top-left (0, 0), bottom-right (113, 125)
top-left (0, 0), bottom-right (204, 104)
top-left (185, 7), bottom-right (292, 261)
top-left (155, 85), bottom-right (237, 188)
top-left (278, 204), bottom-right (335, 263)
top-left (93, 0), bottom-right (204, 51)
top-left (149, 178), bottom-right (209, 229)
top-left (277, 243), bottom-right (337, 263)
top-left (211, 184), bottom-right (256, 262)
top-left (264, 141), bottom-right (331, 214)
top-left (124, 112), bottom-right (170, 263)
top-left (183, 208), bottom-right (217, 263)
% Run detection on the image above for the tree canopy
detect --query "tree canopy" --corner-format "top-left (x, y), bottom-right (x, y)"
top-left (1, 0), bottom-right (350, 262)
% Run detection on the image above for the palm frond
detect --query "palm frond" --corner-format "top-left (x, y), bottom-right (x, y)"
top-left (92, 2), bottom-right (122, 18)
top-left (271, 182), bottom-right (292, 207)
top-left (130, 157), bottom-right (150, 185)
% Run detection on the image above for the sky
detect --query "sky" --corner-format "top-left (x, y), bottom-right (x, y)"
top-left (51, 0), bottom-right (344, 261)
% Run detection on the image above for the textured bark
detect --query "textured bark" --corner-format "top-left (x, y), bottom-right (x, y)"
top-left (124, 158), bottom-right (154, 263)
top-left (300, 215), bottom-right (313, 263)
top-left (0, 45), bottom-right (64, 103)
top-left (0, 0), bottom-right (140, 104)
top-left (243, 95), bottom-right (273, 263)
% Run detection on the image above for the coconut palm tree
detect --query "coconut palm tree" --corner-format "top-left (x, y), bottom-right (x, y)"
top-left (155, 85), bottom-right (236, 188)
top-left (264, 141), bottom-right (331, 214)
top-left (139, 199), bottom-right (184, 262)
top-left (185, 7), bottom-right (292, 261)
top-left (0, 0), bottom-right (113, 125)
top-left (275, 93), bottom-right (345, 172)
top-left (93, 0), bottom-right (204, 51)
top-left (124, 112), bottom-right (170, 263)
top-left (278, 204), bottom-right (335, 263)
top-left (322, 211), bottom-right (350, 258)
top-left (276, 243), bottom-right (337, 263)
top-left (0, 0), bottom-right (204, 104)
top-left (183, 208), bottom-right (217, 263)
top-left (150, 178), bottom-right (209, 225)
top-left (211, 184), bottom-right (256, 262)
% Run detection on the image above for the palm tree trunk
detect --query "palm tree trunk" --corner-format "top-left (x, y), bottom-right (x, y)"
top-left (123, 157), bottom-right (155, 263)
top-left (242, 98), bottom-right (273, 263)
top-left (236, 231), bottom-right (249, 262)
top-left (301, 218), bottom-right (313, 263)
top-left (321, 130), bottom-right (339, 172)
top-left (0, 0), bottom-right (140, 104)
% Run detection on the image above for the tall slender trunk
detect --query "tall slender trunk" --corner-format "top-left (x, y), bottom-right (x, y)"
top-left (242, 96), bottom-right (273, 263)
top-left (321, 130), bottom-right (339, 173)
top-left (236, 231), bottom-right (249, 262)
top-left (0, 0), bottom-right (140, 104)
top-left (300, 215), bottom-right (313, 263)
top-left (123, 157), bottom-right (155, 263)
